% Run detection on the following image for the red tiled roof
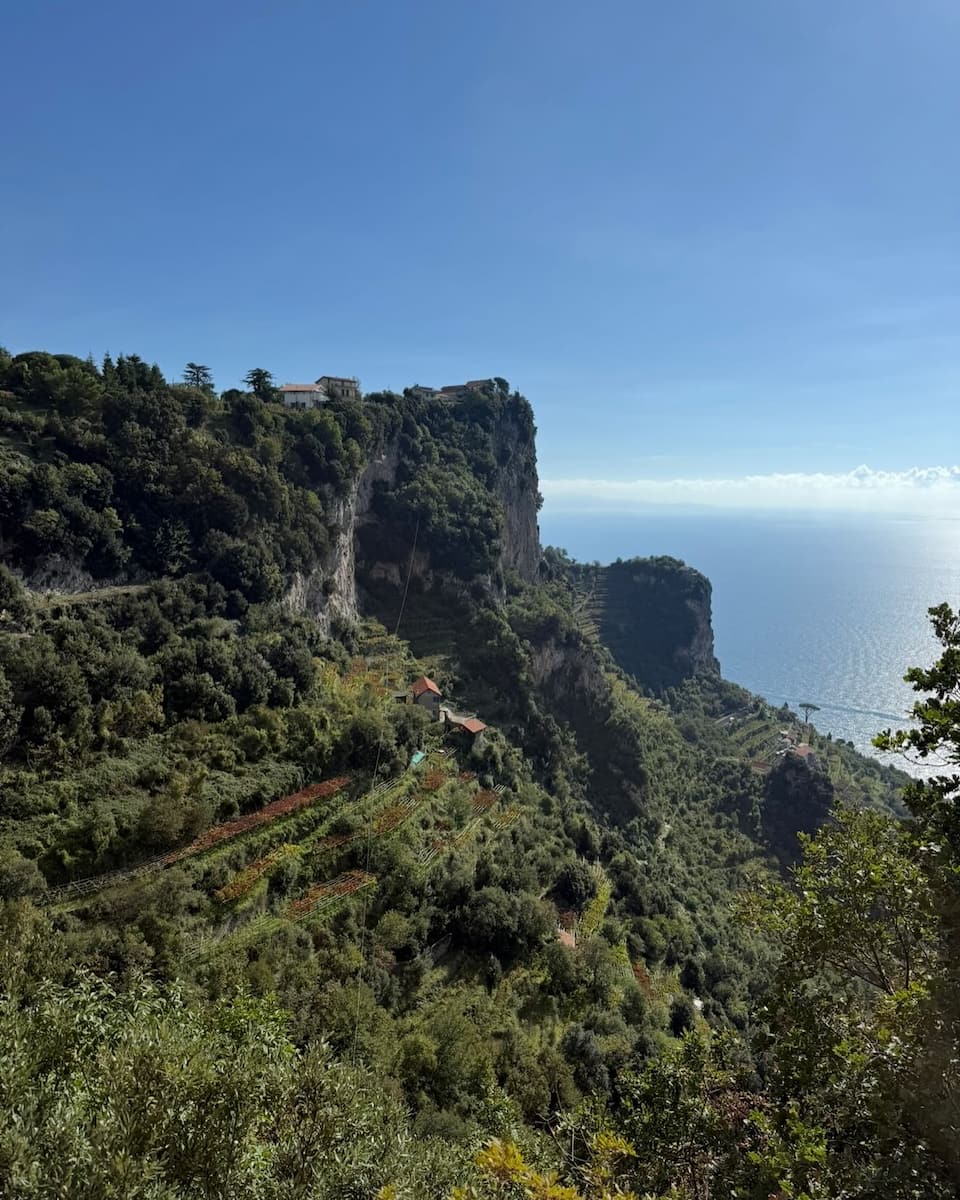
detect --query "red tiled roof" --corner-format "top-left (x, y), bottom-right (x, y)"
top-left (460, 717), bottom-right (487, 734)
top-left (411, 676), bottom-right (440, 698)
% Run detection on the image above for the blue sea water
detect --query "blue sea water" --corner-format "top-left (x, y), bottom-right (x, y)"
top-left (538, 508), bottom-right (960, 777)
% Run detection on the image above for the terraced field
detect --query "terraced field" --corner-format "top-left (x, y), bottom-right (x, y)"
top-left (170, 756), bottom-right (523, 963)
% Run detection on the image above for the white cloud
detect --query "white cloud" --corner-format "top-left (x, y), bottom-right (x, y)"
top-left (541, 465), bottom-right (960, 515)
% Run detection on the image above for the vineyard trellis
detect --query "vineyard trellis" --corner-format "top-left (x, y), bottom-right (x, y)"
top-left (288, 870), bottom-right (376, 921)
top-left (214, 843), bottom-right (301, 904)
top-left (471, 790), bottom-right (497, 813)
top-left (45, 775), bottom-right (351, 905)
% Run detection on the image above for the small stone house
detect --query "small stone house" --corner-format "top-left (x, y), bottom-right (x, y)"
top-left (316, 375), bottom-right (360, 403)
top-left (440, 379), bottom-right (494, 400)
top-left (393, 676), bottom-right (443, 720)
top-left (279, 383), bottom-right (327, 409)
top-left (441, 708), bottom-right (487, 746)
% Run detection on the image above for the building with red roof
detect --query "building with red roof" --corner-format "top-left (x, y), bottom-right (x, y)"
top-left (441, 707), bottom-right (488, 744)
top-left (405, 675), bottom-right (441, 719)
top-left (411, 675), bottom-right (440, 698)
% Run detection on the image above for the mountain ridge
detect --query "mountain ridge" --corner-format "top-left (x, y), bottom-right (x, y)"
top-left (0, 347), bottom-right (929, 1197)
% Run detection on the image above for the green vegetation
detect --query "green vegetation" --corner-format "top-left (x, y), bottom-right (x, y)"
top-left (0, 346), bottom-right (950, 1196)
top-left (567, 555), bottom-right (718, 690)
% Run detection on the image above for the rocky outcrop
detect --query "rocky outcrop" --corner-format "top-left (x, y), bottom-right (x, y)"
top-left (577, 556), bottom-right (719, 691)
top-left (282, 438), bottom-right (403, 631)
top-left (292, 393), bottom-right (543, 628)
top-left (528, 635), bottom-right (608, 707)
top-left (489, 410), bottom-right (541, 583)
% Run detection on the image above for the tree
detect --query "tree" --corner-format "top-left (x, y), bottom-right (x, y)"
top-left (555, 860), bottom-right (597, 910)
top-left (875, 603), bottom-right (960, 850)
top-left (0, 565), bottom-right (30, 627)
top-left (748, 806), bottom-right (937, 999)
top-left (242, 367), bottom-right (276, 401)
top-left (743, 803), bottom-right (954, 1192)
top-left (183, 362), bottom-right (214, 392)
top-left (798, 701), bottom-right (820, 733)
top-left (0, 973), bottom-right (475, 1198)
top-left (874, 603), bottom-right (960, 1181)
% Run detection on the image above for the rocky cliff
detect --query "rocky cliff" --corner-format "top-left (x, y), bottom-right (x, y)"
top-left (575, 556), bottom-right (719, 691)
top-left (488, 407), bottom-right (541, 583)
top-left (283, 392), bottom-right (722, 700)
top-left (285, 389), bottom-right (542, 629)
top-left (282, 436), bottom-right (402, 631)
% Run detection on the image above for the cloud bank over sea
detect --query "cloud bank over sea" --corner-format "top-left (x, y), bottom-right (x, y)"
top-left (541, 465), bottom-right (960, 515)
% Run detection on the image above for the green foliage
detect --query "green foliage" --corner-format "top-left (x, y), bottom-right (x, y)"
top-left (359, 384), bottom-right (537, 581)
top-left (742, 800), bottom-right (956, 1193)
top-left (242, 367), bottom-right (277, 401)
top-left (0, 971), bottom-right (494, 1199)
top-left (876, 602), bottom-right (960, 850)
top-left (3, 343), bottom-right (954, 1196)
top-left (0, 351), bottom-right (372, 595)
top-left (183, 361), bottom-right (214, 391)
top-left (555, 860), bottom-right (597, 909)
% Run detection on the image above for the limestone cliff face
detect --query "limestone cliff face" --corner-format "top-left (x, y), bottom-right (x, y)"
top-left (528, 634), bottom-right (607, 707)
top-left (282, 439), bottom-right (402, 631)
top-left (283, 399), bottom-right (542, 627)
top-left (579, 556), bottom-right (719, 691)
top-left (489, 410), bottom-right (541, 583)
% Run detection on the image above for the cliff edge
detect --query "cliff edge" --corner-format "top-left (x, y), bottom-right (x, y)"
top-left (573, 556), bottom-right (720, 691)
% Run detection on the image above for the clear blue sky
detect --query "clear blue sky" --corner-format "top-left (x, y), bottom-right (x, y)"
top-left (3, 0), bottom-right (959, 506)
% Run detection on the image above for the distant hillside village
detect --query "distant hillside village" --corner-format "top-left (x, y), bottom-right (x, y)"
top-left (277, 375), bottom-right (503, 409)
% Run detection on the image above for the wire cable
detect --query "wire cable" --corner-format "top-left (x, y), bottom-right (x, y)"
top-left (351, 517), bottom-right (420, 1063)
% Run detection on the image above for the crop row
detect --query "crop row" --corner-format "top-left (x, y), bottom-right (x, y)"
top-left (578, 869), bottom-right (612, 939)
top-left (287, 870), bottom-right (375, 920)
top-left (46, 776), bottom-right (352, 905)
top-left (166, 776), bottom-right (350, 863)
top-left (372, 792), bottom-right (422, 836)
top-left (215, 843), bottom-right (300, 903)
top-left (471, 790), bottom-right (497, 813)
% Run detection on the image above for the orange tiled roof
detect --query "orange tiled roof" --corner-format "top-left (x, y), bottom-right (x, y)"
top-left (411, 675), bottom-right (440, 698)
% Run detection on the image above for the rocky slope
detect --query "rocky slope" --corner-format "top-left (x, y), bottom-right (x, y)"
top-left (573, 556), bottom-right (720, 691)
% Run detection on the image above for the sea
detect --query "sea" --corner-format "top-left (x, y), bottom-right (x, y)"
top-left (538, 509), bottom-right (960, 778)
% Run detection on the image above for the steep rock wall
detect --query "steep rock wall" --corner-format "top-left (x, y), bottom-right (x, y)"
top-left (489, 409), bottom-right (541, 583)
top-left (578, 556), bottom-right (719, 691)
top-left (282, 438), bottom-right (402, 631)
top-left (352, 396), bottom-right (543, 613)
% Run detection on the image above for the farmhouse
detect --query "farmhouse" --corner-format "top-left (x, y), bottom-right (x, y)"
top-left (279, 383), bottom-right (327, 409)
top-left (393, 675), bottom-right (443, 721)
top-left (316, 375), bottom-right (361, 402)
top-left (278, 374), bottom-right (361, 408)
top-left (441, 707), bottom-right (487, 746)
top-left (439, 379), bottom-right (494, 399)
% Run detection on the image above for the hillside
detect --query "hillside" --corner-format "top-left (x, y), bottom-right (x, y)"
top-left (1, 348), bottom-right (946, 1199)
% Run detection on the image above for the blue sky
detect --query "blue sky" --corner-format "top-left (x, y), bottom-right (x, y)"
top-left (3, 0), bottom-right (959, 509)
